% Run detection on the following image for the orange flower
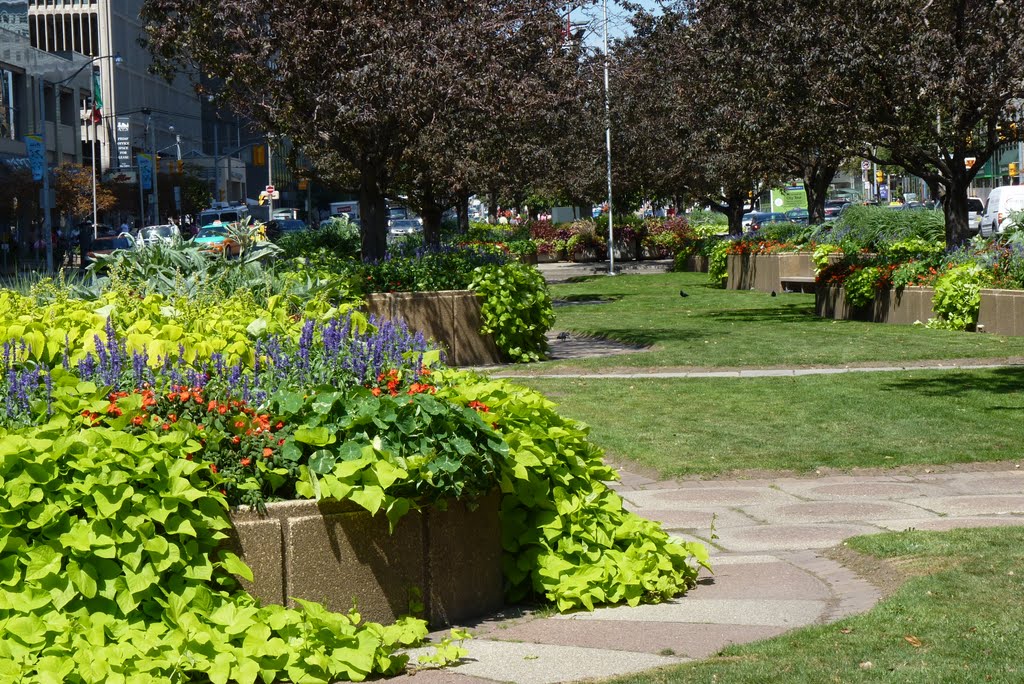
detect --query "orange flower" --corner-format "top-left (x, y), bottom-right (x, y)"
top-left (263, 447), bottom-right (274, 458)
top-left (371, 387), bottom-right (382, 397)
top-left (240, 458), bottom-right (251, 467)
top-left (210, 463), bottom-right (218, 473)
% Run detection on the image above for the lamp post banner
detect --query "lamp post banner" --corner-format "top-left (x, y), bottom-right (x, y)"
top-left (24, 134), bottom-right (44, 181)
top-left (115, 116), bottom-right (131, 169)
top-left (138, 153), bottom-right (153, 191)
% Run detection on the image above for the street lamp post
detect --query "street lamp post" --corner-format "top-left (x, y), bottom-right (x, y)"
top-left (602, 0), bottom-right (614, 276)
top-left (37, 52), bottom-right (123, 270)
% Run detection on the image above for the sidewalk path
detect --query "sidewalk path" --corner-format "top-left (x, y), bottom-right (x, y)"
top-left (398, 465), bottom-right (1024, 684)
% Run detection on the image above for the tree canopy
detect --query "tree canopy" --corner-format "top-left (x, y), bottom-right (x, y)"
top-left (141, 0), bottom-right (579, 257)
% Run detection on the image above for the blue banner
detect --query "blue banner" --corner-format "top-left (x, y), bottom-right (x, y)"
top-left (24, 134), bottom-right (43, 181)
top-left (138, 153), bottom-right (153, 190)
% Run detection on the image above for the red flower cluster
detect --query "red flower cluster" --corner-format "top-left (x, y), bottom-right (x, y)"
top-left (367, 368), bottom-right (436, 397)
top-left (467, 400), bottom-right (490, 413)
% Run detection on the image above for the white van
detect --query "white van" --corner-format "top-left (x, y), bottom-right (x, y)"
top-left (980, 186), bottom-right (1024, 237)
top-left (198, 203), bottom-right (250, 227)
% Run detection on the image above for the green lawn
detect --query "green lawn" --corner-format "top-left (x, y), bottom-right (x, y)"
top-left (602, 526), bottom-right (1024, 683)
top-left (520, 368), bottom-right (1024, 476)
top-left (526, 272), bottom-right (1024, 370)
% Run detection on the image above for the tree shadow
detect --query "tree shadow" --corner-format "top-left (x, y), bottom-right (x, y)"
top-left (563, 327), bottom-right (707, 347)
top-left (882, 367), bottom-right (1024, 402)
top-left (702, 304), bottom-right (818, 324)
top-left (553, 294), bottom-right (624, 307)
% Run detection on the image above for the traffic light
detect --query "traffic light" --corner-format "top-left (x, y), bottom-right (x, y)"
top-left (875, 170), bottom-right (885, 184)
top-left (1010, 162), bottom-right (1019, 178)
top-left (176, 159), bottom-right (184, 174)
top-left (252, 145), bottom-right (265, 166)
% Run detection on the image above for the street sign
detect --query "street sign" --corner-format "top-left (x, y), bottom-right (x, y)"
top-left (270, 191), bottom-right (280, 200)
top-left (265, 184), bottom-right (275, 194)
top-left (861, 160), bottom-right (871, 171)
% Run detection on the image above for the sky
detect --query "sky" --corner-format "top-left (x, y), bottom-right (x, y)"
top-left (570, 0), bottom-right (663, 46)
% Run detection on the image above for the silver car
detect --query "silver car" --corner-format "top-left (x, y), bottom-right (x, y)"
top-left (137, 224), bottom-right (181, 246)
top-left (387, 218), bottom-right (423, 238)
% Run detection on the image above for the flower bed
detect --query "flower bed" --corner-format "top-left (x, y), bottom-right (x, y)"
top-left (0, 278), bottom-right (709, 680)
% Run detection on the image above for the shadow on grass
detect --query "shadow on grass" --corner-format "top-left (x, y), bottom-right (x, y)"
top-left (703, 304), bottom-right (817, 324)
top-left (553, 294), bottom-right (624, 307)
top-left (882, 366), bottom-right (1024, 401)
top-left (563, 326), bottom-right (708, 347)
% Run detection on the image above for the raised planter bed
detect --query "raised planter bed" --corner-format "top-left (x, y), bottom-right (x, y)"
top-left (612, 239), bottom-right (637, 262)
top-left (571, 247), bottom-right (603, 262)
top-left (727, 253), bottom-right (814, 293)
top-left (363, 290), bottom-right (502, 366)
top-left (978, 289), bottom-right (1024, 336)
top-left (676, 255), bottom-right (709, 273)
top-left (229, 492), bottom-right (503, 628)
top-left (816, 285), bottom-right (935, 324)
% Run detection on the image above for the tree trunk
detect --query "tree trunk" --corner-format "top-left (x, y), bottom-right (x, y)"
top-left (804, 161), bottom-right (838, 225)
top-left (456, 192), bottom-right (470, 234)
top-left (359, 168), bottom-right (388, 261)
top-left (726, 200), bottom-right (746, 236)
top-left (488, 189), bottom-right (498, 223)
top-left (942, 175), bottom-right (972, 247)
top-left (417, 180), bottom-right (443, 248)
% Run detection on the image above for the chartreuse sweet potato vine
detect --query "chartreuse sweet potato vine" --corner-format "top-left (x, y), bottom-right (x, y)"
top-left (0, 381), bottom-right (438, 684)
top-left (438, 371), bottom-right (710, 610)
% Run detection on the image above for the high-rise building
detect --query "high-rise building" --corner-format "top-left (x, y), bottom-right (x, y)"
top-left (26, 0), bottom-right (201, 179)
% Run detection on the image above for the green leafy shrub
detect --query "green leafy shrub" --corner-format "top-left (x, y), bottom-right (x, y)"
top-left (820, 205), bottom-right (944, 252)
top-left (441, 374), bottom-right (709, 611)
top-left (844, 266), bottom-right (881, 307)
top-left (879, 237), bottom-right (944, 262)
top-left (470, 263), bottom-right (554, 363)
top-left (811, 243), bottom-right (843, 273)
top-left (277, 217), bottom-right (360, 260)
top-left (928, 264), bottom-right (992, 331)
top-left (707, 240), bottom-right (730, 287)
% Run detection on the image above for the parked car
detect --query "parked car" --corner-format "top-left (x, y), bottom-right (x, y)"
top-left (784, 208), bottom-right (810, 224)
top-left (387, 218), bottom-right (423, 238)
top-left (193, 223), bottom-right (240, 257)
top-left (137, 224), bottom-right (181, 246)
top-left (981, 186), bottom-right (1024, 237)
top-left (823, 200), bottom-right (850, 221)
top-left (967, 197), bottom-right (984, 234)
top-left (748, 212), bottom-right (788, 229)
top-left (85, 230), bottom-right (135, 264)
top-left (264, 219), bottom-right (308, 240)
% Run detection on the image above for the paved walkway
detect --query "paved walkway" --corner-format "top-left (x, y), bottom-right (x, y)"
top-left (398, 465), bottom-right (1024, 684)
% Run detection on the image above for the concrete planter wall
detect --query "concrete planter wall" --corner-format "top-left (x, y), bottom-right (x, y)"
top-left (364, 290), bottom-right (503, 366)
top-left (978, 289), bottom-right (1024, 336)
top-left (571, 246), bottom-right (603, 262)
top-left (676, 256), bottom-right (709, 273)
top-left (612, 239), bottom-right (637, 262)
top-left (727, 253), bottom-right (815, 293)
top-left (229, 492), bottom-right (503, 628)
top-left (815, 285), bottom-right (935, 324)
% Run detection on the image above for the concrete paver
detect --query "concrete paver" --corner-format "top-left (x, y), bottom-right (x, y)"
top-left (408, 467), bottom-right (1024, 682)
